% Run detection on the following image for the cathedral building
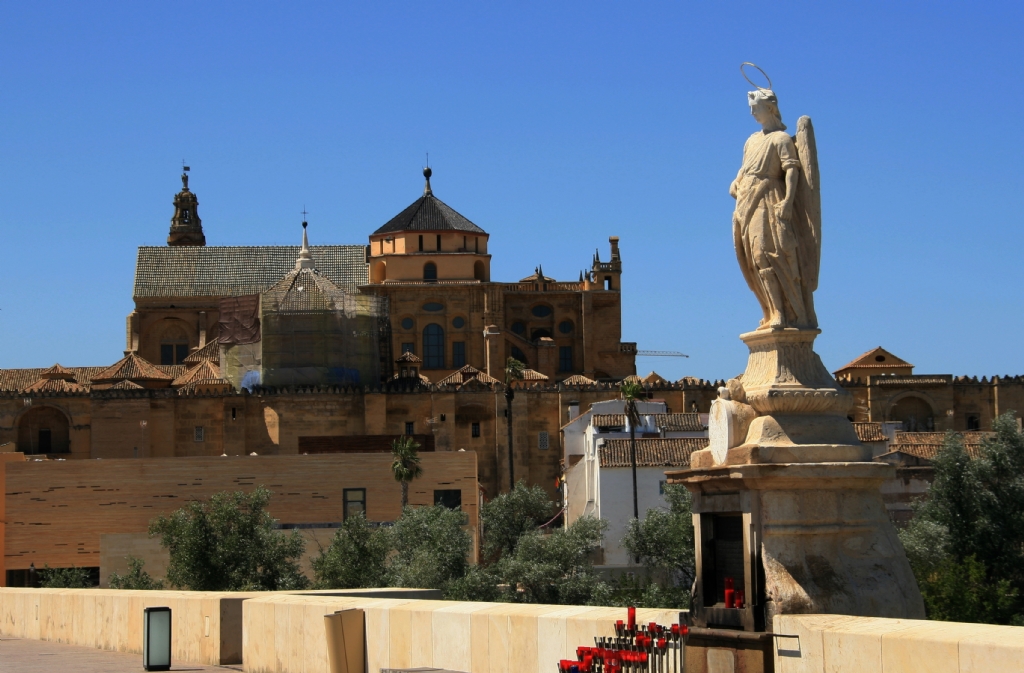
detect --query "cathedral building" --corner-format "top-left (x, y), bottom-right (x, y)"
top-left (129, 167), bottom-right (635, 384)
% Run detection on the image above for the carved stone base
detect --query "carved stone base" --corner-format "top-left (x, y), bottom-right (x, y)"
top-left (668, 463), bottom-right (926, 628)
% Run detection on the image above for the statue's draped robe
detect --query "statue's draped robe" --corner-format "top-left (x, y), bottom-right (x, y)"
top-left (732, 129), bottom-right (817, 329)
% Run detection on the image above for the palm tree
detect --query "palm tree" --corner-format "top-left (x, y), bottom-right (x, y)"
top-left (391, 435), bottom-right (423, 509)
top-left (503, 357), bottom-right (525, 491)
top-left (620, 380), bottom-right (644, 522)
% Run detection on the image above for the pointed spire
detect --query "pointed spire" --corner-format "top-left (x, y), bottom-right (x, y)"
top-left (538, 264), bottom-right (544, 278)
top-left (423, 166), bottom-right (433, 196)
top-left (579, 270), bottom-right (584, 282)
top-left (295, 221), bottom-right (315, 270)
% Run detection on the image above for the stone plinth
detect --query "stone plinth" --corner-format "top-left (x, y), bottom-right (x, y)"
top-left (694, 328), bottom-right (871, 467)
top-left (668, 462), bottom-right (925, 630)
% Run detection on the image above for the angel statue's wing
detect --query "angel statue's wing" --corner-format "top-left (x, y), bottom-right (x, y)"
top-left (792, 115), bottom-right (821, 294)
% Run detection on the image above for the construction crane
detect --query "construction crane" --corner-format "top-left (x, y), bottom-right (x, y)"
top-left (636, 350), bottom-right (689, 358)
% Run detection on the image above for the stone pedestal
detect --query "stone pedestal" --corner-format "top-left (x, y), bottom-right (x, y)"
top-left (672, 327), bottom-right (925, 630)
top-left (668, 463), bottom-right (925, 630)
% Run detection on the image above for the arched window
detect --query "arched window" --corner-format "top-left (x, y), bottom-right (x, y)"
top-left (424, 262), bottom-right (437, 281)
top-left (511, 322), bottom-right (526, 336)
top-left (371, 260), bottom-right (386, 283)
top-left (474, 260), bottom-right (486, 281)
top-left (510, 346), bottom-right (528, 366)
top-left (423, 324), bottom-right (445, 369)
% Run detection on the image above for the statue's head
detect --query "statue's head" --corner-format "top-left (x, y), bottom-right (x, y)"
top-left (748, 89), bottom-right (786, 131)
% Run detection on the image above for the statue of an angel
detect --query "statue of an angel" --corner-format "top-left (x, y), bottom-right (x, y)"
top-left (729, 86), bottom-right (820, 330)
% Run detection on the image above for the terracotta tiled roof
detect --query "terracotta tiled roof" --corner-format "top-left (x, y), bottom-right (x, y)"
top-left (561, 374), bottom-right (597, 386)
top-left (39, 363), bottom-right (77, 380)
top-left (894, 431), bottom-right (992, 445)
top-left (641, 371), bottom-right (668, 386)
top-left (834, 347), bottom-right (914, 374)
top-left (108, 379), bottom-right (144, 390)
top-left (592, 413), bottom-right (705, 432)
top-left (183, 341), bottom-right (220, 365)
top-left (172, 360), bottom-right (222, 387)
top-left (885, 431), bottom-right (993, 461)
top-left (133, 245), bottom-right (368, 298)
top-left (180, 378), bottom-right (233, 393)
top-left (373, 191), bottom-right (485, 235)
top-left (599, 437), bottom-right (708, 468)
top-left (396, 351), bottom-right (423, 363)
top-left (21, 378), bottom-right (86, 394)
top-left (521, 369), bottom-right (549, 381)
top-left (92, 353), bottom-right (174, 384)
top-left (437, 365), bottom-right (500, 387)
top-left (853, 422), bottom-right (887, 443)
top-left (621, 375), bottom-right (642, 384)
top-left (0, 367), bottom-right (107, 391)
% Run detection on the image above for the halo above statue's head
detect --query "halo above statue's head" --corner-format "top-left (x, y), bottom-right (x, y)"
top-left (740, 62), bottom-right (772, 91)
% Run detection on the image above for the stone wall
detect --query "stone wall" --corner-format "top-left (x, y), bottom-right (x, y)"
top-left (773, 613), bottom-right (1024, 673)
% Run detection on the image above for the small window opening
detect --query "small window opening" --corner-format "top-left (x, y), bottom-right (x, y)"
top-left (343, 488), bottom-right (366, 520)
top-left (434, 489), bottom-right (462, 509)
top-left (472, 422), bottom-right (480, 438)
top-left (231, 407), bottom-right (237, 420)
top-left (424, 262), bottom-right (437, 281)
top-left (405, 421), bottom-right (414, 435)
top-left (194, 426), bottom-right (205, 442)
top-left (419, 235), bottom-right (423, 252)
top-left (538, 431), bottom-right (550, 450)
top-left (436, 234), bottom-right (442, 250)
top-left (604, 276), bottom-right (612, 290)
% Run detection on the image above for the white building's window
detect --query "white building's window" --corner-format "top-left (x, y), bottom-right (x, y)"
top-left (659, 480), bottom-right (666, 495)
top-left (538, 431), bottom-right (549, 450)
top-left (194, 426), bottom-right (205, 442)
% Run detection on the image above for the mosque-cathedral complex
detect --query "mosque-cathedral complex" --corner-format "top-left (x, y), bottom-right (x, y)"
top-left (1, 170), bottom-right (1021, 500)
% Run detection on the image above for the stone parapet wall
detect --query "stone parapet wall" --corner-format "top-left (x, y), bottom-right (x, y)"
top-left (773, 614), bottom-right (1024, 673)
top-left (0, 587), bottom-right (256, 665)
top-left (242, 593), bottom-right (680, 673)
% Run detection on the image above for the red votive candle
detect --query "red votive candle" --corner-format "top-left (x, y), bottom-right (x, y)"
top-left (735, 590), bottom-right (745, 609)
top-left (627, 606), bottom-right (636, 631)
top-left (724, 588), bottom-right (735, 608)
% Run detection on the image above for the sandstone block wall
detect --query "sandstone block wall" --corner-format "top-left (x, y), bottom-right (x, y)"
top-left (241, 593), bottom-right (681, 673)
top-left (773, 614), bottom-right (1024, 673)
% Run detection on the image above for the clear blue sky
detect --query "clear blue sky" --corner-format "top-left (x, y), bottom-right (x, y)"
top-left (2, 2), bottom-right (1021, 381)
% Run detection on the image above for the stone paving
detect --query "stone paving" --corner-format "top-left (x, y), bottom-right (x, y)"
top-left (0, 637), bottom-right (242, 672)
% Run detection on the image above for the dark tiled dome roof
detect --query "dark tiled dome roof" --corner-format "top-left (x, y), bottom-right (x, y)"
top-left (374, 194), bottom-right (486, 235)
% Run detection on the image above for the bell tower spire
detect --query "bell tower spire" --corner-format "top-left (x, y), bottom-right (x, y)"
top-left (167, 165), bottom-right (206, 246)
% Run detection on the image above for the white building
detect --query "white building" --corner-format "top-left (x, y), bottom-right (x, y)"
top-left (561, 399), bottom-right (708, 567)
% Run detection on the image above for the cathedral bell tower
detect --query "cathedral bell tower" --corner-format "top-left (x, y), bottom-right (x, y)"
top-left (167, 168), bottom-right (206, 246)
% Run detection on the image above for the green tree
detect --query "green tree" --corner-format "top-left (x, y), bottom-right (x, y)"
top-left (503, 357), bottom-right (525, 490)
top-left (386, 505), bottom-right (472, 591)
top-left (39, 565), bottom-right (92, 588)
top-left (311, 513), bottom-right (388, 589)
top-left (489, 515), bottom-right (608, 605)
top-left (108, 556), bottom-right (164, 590)
top-left (899, 413), bottom-right (1024, 623)
top-left (620, 380), bottom-right (644, 521)
top-left (620, 483), bottom-right (695, 608)
top-left (480, 481), bottom-right (554, 559)
top-left (149, 486), bottom-right (310, 591)
top-left (391, 435), bottom-right (423, 508)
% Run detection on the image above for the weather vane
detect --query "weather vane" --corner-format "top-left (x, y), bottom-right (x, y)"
top-left (182, 159), bottom-right (190, 172)
top-left (740, 62), bottom-right (772, 91)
